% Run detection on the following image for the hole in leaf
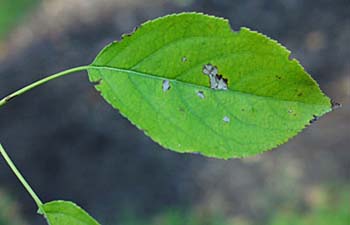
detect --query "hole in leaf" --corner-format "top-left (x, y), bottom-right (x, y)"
top-left (309, 115), bottom-right (319, 123)
top-left (197, 91), bottom-right (205, 99)
top-left (91, 79), bottom-right (102, 86)
top-left (162, 80), bottom-right (170, 92)
top-left (202, 64), bottom-right (228, 90)
top-left (331, 100), bottom-right (342, 110)
top-left (288, 53), bottom-right (294, 61)
top-left (223, 116), bottom-right (230, 123)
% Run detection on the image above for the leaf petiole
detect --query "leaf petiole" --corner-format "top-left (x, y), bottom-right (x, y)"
top-left (0, 66), bottom-right (92, 214)
top-left (0, 65), bottom-right (90, 108)
top-left (0, 144), bottom-right (44, 212)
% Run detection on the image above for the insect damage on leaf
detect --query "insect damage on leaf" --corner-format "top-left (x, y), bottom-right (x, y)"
top-left (88, 12), bottom-right (334, 158)
top-left (91, 79), bottom-right (102, 86)
top-left (223, 116), bottom-right (230, 123)
top-left (197, 91), bottom-right (205, 99)
top-left (162, 80), bottom-right (170, 91)
top-left (202, 64), bottom-right (228, 90)
top-left (331, 100), bottom-right (342, 110)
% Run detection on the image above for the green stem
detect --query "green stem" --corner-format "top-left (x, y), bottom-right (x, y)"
top-left (0, 144), bottom-right (43, 211)
top-left (0, 65), bottom-right (90, 108)
top-left (0, 65), bottom-right (91, 213)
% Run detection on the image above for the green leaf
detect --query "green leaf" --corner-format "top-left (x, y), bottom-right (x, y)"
top-left (41, 200), bottom-right (100, 225)
top-left (88, 12), bottom-right (332, 159)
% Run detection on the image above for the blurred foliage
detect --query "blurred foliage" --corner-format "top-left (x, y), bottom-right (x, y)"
top-left (0, 188), bottom-right (28, 225)
top-left (0, 0), bottom-right (39, 39)
top-left (268, 186), bottom-right (350, 225)
top-left (0, 184), bottom-right (348, 225)
top-left (120, 209), bottom-right (233, 225)
top-left (170, 0), bottom-right (195, 7)
top-left (120, 185), bottom-right (350, 225)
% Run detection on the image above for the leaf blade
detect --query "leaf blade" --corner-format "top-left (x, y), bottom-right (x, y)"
top-left (88, 12), bottom-right (331, 158)
top-left (42, 200), bottom-right (100, 225)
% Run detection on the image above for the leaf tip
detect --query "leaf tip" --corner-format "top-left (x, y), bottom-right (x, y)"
top-left (331, 99), bottom-right (342, 110)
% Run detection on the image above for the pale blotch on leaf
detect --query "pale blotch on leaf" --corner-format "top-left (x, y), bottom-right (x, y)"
top-left (197, 91), bottom-right (205, 99)
top-left (162, 80), bottom-right (170, 91)
top-left (202, 64), bottom-right (228, 90)
top-left (223, 116), bottom-right (230, 123)
top-left (182, 56), bottom-right (187, 62)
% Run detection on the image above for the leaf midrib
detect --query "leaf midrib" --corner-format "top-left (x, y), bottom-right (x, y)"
top-left (95, 69), bottom-right (297, 150)
top-left (88, 65), bottom-right (326, 107)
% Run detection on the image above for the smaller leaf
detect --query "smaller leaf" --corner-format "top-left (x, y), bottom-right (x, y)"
top-left (41, 200), bottom-right (100, 225)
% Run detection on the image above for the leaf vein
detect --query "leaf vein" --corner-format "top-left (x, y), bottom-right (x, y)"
top-left (89, 66), bottom-right (325, 107)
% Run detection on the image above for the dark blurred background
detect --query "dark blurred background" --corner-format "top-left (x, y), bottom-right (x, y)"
top-left (0, 0), bottom-right (349, 225)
